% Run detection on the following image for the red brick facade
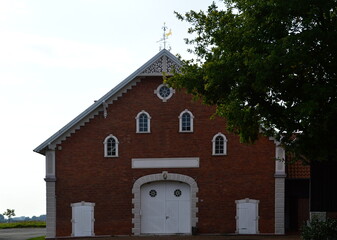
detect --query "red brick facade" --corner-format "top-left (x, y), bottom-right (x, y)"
top-left (53, 76), bottom-right (276, 236)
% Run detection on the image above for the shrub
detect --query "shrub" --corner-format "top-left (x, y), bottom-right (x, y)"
top-left (0, 221), bottom-right (46, 229)
top-left (301, 217), bottom-right (337, 240)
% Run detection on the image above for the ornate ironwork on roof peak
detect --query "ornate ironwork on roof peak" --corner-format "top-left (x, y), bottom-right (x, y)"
top-left (157, 22), bottom-right (172, 51)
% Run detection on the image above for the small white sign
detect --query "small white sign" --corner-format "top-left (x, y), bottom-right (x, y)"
top-left (132, 157), bottom-right (200, 169)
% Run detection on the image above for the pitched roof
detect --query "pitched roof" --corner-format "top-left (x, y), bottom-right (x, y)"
top-left (34, 49), bottom-right (181, 155)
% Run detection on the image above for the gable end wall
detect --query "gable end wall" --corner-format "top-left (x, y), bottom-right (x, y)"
top-left (52, 76), bottom-right (277, 236)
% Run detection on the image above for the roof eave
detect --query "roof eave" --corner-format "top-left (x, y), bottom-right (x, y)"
top-left (34, 49), bottom-right (181, 155)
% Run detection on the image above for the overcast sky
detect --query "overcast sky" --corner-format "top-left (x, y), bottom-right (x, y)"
top-left (0, 0), bottom-right (220, 218)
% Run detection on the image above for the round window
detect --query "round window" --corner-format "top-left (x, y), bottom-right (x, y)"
top-left (149, 189), bottom-right (157, 197)
top-left (155, 84), bottom-right (174, 101)
top-left (159, 85), bottom-right (171, 98)
top-left (174, 189), bottom-right (182, 197)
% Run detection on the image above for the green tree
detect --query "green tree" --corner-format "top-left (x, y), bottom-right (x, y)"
top-left (0, 214), bottom-right (4, 223)
top-left (168, 0), bottom-right (337, 163)
top-left (3, 209), bottom-right (15, 223)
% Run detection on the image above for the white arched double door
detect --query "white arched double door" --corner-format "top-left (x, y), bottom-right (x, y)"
top-left (140, 181), bottom-right (191, 234)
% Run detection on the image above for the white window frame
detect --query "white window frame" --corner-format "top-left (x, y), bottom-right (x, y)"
top-left (154, 83), bottom-right (175, 102)
top-left (103, 134), bottom-right (119, 157)
top-left (179, 109), bottom-right (194, 132)
top-left (136, 110), bottom-right (151, 133)
top-left (212, 133), bottom-right (228, 155)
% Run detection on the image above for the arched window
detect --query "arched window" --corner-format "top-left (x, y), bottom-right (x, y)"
top-left (179, 109), bottom-right (194, 132)
top-left (212, 133), bottom-right (228, 155)
top-left (103, 135), bottom-right (119, 157)
top-left (136, 111), bottom-right (151, 133)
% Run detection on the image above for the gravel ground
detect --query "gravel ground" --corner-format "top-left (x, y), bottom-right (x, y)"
top-left (0, 228), bottom-right (301, 240)
top-left (0, 228), bottom-right (46, 240)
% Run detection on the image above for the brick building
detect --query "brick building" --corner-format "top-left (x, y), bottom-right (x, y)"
top-left (34, 49), bottom-right (287, 238)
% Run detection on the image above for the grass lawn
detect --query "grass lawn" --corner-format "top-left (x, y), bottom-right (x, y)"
top-left (27, 237), bottom-right (45, 240)
top-left (0, 221), bottom-right (46, 229)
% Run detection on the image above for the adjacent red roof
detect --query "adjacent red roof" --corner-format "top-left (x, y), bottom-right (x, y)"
top-left (287, 160), bottom-right (310, 179)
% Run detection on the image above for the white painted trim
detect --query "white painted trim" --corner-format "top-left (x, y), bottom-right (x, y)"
top-left (154, 83), bottom-right (176, 102)
top-left (235, 198), bottom-right (260, 204)
top-left (178, 109), bottom-right (194, 132)
top-left (274, 178), bottom-right (285, 234)
top-left (35, 78), bottom-right (141, 154)
top-left (34, 49), bottom-right (181, 154)
top-left (103, 134), bottom-right (119, 157)
top-left (132, 172), bottom-right (198, 235)
top-left (46, 150), bottom-right (55, 177)
top-left (275, 146), bottom-right (286, 174)
top-left (45, 180), bottom-right (56, 238)
top-left (212, 132), bottom-right (228, 155)
top-left (274, 145), bottom-right (286, 234)
top-left (71, 201), bottom-right (96, 207)
top-left (132, 157), bottom-right (200, 169)
top-left (135, 110), bottom-right (151, 133)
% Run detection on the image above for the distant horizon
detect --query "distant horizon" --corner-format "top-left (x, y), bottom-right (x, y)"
top-left (1, 208), bottom-right (46, 220)
top-left (6, 214), bottom-right (45, 218)
top-left (1, 213), bottom-right (46, 221)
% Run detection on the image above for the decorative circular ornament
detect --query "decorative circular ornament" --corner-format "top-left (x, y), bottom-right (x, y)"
top-left (174, 189), bottom-right (182, 197)
top-left (159, 85), bottom-right (171, 98)
top-left (149, 189), bottom-right (157, 197)
top-left (155, 84), bottom-right (175, 102)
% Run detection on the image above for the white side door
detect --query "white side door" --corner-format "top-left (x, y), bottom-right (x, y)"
top-left (236, 199), bottom-right (259, 234)
top-left (71, 202), bottom-right (95, 237)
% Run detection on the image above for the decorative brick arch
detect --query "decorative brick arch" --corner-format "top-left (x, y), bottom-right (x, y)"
top-left (131, 172), bottom-right (199, 235)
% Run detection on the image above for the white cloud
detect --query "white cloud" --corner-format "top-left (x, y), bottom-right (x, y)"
top-left (0, 0), bottom-right (30, 21)
top-left (0, 72), bottom-right (30, 86)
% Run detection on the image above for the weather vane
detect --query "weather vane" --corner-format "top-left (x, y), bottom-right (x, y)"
top-left (158, 22), bottom-right (172, 51)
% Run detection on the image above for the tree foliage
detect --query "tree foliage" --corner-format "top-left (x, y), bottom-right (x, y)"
top-left (3, 209), bottom-right (15, 222)
top-left (168, 0), bottom-right (337, 163)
